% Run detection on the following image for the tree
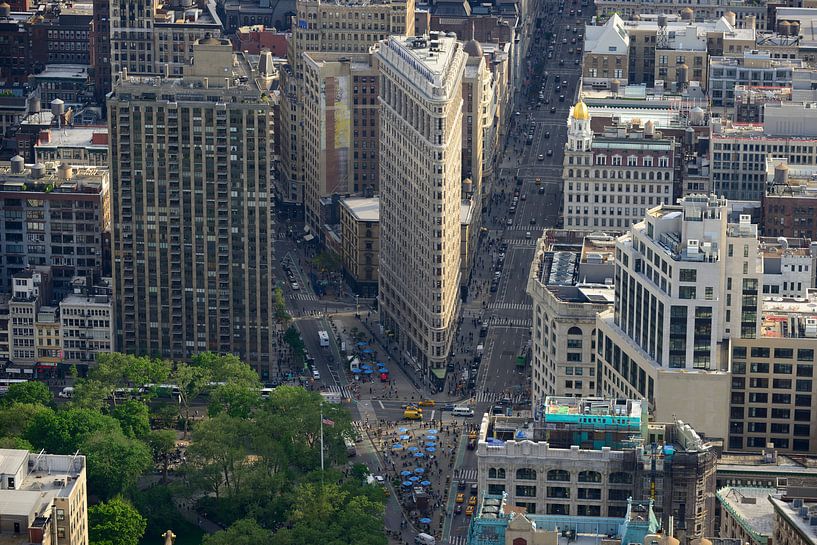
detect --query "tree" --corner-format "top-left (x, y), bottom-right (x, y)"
top-left (186, 414), bottom-right (252, 499)
top-left (81, 431), bottom-right (153, 500)
top-left (208, 382), bottom-right (261, 419)
top-left (191, 352), bottom-right (260, 386)
top-left (0, 436), bottom-right (33, 450)
top-left (78, 353), bottom-right (171, 408)
top-left (0, 402), bottom-right (52, 438)
top-left (274, 287), bottom-right (290, 323)
top-left (112, 399), bottom-right (151, 439)
top-left (88, 497), bottom-right (147, 545)
top-left (146, 429), bottom-right (177, 482)
top-left (203, 518), bottom-right (273, 545)
top-left (171, 362), bottom-right (211, 438)
top-left (25, 407), bottom-right (121, 454)
top-left (2, 381), bottom-right (52, 406)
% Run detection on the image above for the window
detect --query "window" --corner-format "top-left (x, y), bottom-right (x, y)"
top-left (679, 286), bottom-right (696, 299)
top-left (488, 467), bottom-right (506, 479)
top-left (680, 269), bottom-right (697, 282)
top-left (609, 472), bottom-right (632, 484)
top-left (547, 469), bottom-right (570, 481)
top-left (578, 471), bottom-right (601, 483)
top-left (517, 468), bottom-right (537, 480)
top-left (516, 485), bottom-right (537, 497)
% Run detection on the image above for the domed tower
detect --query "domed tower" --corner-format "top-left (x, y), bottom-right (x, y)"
top-left (567, 99), bottom-right (593, 152)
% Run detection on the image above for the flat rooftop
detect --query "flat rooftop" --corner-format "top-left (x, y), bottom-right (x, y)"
top-left (384, 34), bottom-right (460, 83)
top-left (0, 163), bottom-right (107, 193)
top-left (543, 396), bottom-right (642, 421)
top-left (341, 197), bottom-right (379, 222)
top-left (0, 449), bottom-right (85, 518)
top-left (35, 126), bottom-right (108, 149)
top-left (770, 496), bottom-right (817, 544)
top-left (759, 291), bottom-right (817, 339)
top-left (717, 487), bottom-right (776, 539)
top-left (34, 64), bottom-right (90, 80)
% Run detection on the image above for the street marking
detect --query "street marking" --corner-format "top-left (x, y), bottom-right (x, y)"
top-left (430, 409), bottom-right (435, 421)
top-left (379, 400), bottom-right (384, 409)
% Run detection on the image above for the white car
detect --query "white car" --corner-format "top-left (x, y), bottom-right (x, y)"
top-left (291, 282), bottom-right (300, 290)
top-left (312, 369), bottom-right (321, 380)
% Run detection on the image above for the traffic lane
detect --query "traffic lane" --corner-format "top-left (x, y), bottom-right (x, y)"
top-left (483, 326), bottom-right (531, 396)
top-left (495, 243), bottom-right (532, 304)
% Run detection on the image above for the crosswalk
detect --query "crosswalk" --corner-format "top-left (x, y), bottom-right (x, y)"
top-left (475, 392), bottom-right (527, 404)
top-left (325, 385), bottom-right (353, 399)
top-left (454, 468), bottom-right (478, 482)
top-left (505, 238), bottom-right (538, 247)
top-left (290, 292), bottom-right (318, 301)
top-left (489, 302), bottom-right (532, 311)
top-left (485, 316), bottom-right (532, 328)
top-left (448, 536), bottom-right (467, 545)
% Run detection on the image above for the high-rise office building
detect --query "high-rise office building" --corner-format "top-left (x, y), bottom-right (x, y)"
top-left (597, 195), bottom-right (763, 440)
top-left (377, 34), bottom-right (466, 383)
top-left (108, 38), bottom-right (279, 377)
top-left (278, 0), bottom-right (414, 211)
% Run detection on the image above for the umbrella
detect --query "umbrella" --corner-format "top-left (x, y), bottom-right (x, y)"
top-left (414, 452), bottom-right (425, 458)
top-left (428, 429), bottom-right (438, 434)
top-left (379, 368), bottom-right (389, 374)
top-left (414, 468), bottom-right (425, 474)
top-left (419, 518), bottom-right (432, 524)
top-left (407, 446), bottom-right (419, 452)
top-left (402, 481), bottom-right (413, 487)
top-left (400, 434), bottom-right (410, 440)
top-left (426, 446), bottom-right (437, 453)
top-left (420, 480), bottom-right (432, 487)
top-left (362, 348), bottom-right (374, 354)
top-left (425, 442), bottom-right (437, 447)
top-left (392, 443), bottom-right (404, 450)
top-left (351, 368), bottom-right (361, 374)
top-left (360, 365), bottom-right (372, 371)
top-left (400, 470), bottom-right (412, 477)
top-left (399, 428), bottom-right (409, 433)
top-left (409, 476), bottom-right (420, 482)
top-left (356, 341), bottom-right (368, 347)
top-left (363, 369), bottom-right (373, 374)
top-left (425, 435), bottom-right (437, 441)
top-left (376, 362), bottom-right (385, 368)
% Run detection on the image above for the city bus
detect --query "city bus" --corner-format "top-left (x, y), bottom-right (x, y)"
top-left (318, 330), bottom-right (330, 347)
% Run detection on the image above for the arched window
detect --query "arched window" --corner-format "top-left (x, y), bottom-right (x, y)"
top-left (578, 470), bottom-right (602, 483)
top-left (488, 468), bottom-right (506, 479)
top-left (489, 468), bottom-right (497, 478)
top-left (547, 469), bottom-right (570, 482)
top-left (567, 326), bottom-right (582, 336)
top-left (517, 468), bottom-right (537, 480)
top-left (513, 538), bottom-right (528, 545)
top-left (609, 471), bottom-right (632, 484)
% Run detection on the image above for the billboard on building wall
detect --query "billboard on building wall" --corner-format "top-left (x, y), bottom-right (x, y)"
top-left (325, 74), bottom-right (350, 194)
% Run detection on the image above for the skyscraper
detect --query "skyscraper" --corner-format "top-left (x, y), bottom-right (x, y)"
top-left (108, 38), bottom-right (279, 377)
top-left (377, 34), bottom-right (466, 383)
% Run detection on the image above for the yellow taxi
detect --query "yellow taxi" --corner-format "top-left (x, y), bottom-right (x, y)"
top-left (465, 505), bottom-right (475, 517)
top-left (468, 496), bottom-right (477, 506)
top-left (418, 399), bottom-right (435, 407)
top-left (455, 493), bottom-right (465, 504)
top-left (403, 409), bottom-right (422, 420)
top-left (468, 430), bottom-right (477, 441)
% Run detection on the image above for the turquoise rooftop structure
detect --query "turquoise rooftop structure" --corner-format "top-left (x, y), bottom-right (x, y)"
top-left (467, 493), bottom-right (660, 545)
top-left (532, 397), bottom-right (648, 449)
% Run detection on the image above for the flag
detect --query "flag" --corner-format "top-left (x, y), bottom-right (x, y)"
top-left (322, 418), bottom-right (335, 427)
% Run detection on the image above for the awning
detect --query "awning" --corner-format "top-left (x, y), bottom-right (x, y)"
top-left (431, 368), bottom-right (447, 380)
top-left (36, 362), bottom-right (57, 368)
top-left (5, 368), bottom-right (21, 374)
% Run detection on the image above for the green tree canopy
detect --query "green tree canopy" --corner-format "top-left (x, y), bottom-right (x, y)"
top-left (208, 381), bottom-right (261, 419)
top-left (145, 429), bottom-right (177, 482)
top-left (81, 431), bottom-right (153, 500)
top-left (73, 353), bottom-right (171, 409)
top-left (2, 381), bottom-right (52, 406)
top-left (0, 402), bottom-right (52, 438)
top-left (25, 407), bottom-right (121, 454)
top-left (111, 399), bottom-right (151, 439)
top-left (203, 518), bottom-right (273, 545)
top-left (88, 497), bottom-right (147, 545)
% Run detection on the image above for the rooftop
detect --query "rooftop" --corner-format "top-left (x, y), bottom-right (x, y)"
top-left (341, 196), bottom-right (380, 222)
top-left (383, 33), bottom-right (461, 86)
top-left (717, 487), bottom-right (776, 543)
top-left (35, 126), bottom-right (108, 149)
top-left (33, 64), bottom-right (90, 81)
top-left (769, 495), bottom-right (817, 544)
top-left (0, 449), bottom-right (85, 520)
top-left (759, 290), bottom-right (817, 339)
top-left (0, 162), bottom-right (107, 194)
top-left (543, 396), bottom-right (643, 424)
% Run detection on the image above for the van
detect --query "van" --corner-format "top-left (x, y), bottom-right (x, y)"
top-left (403, 409), bottom-right (422, 420)
top-left (415, 533), bottom-right (436, 545)
top-left (453, 406), bottom-right (475, 417)
top-left (58, 386), bottom-right (74, 399)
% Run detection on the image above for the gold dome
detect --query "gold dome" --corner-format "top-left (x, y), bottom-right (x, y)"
top-left (573, 100), bottom-right (590, 120)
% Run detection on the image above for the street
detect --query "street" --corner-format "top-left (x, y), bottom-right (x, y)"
top-left (271, 1), bottom-right (592, 542)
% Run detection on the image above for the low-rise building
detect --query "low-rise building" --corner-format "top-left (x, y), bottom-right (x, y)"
top-left (759, 236), bottom-right (816, 298)
top-left (708, 52), bottom-right (804, 108)
top-left (717, 487), bottom-right (776, 545)
top-left (477, 397), bottom-right (717, 538)
top-left (770, 495), bottom-right (817, 545)
top-left (31, 64), bottom-right (91, 109)
top-left (34, 126), bottom-right (108, 167)
top-left (339, 197), bottom-right (379, 298)
top-left (527, 232), bottom-right (615, 402)
top-left (59, 276), bottom-right (113, 369)
top-left (466, 495), bottom-right (661, 545)
top-left (0, 448), bottom-right (88, 545)
top-left (762, 162), bottom-right (817, 240)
